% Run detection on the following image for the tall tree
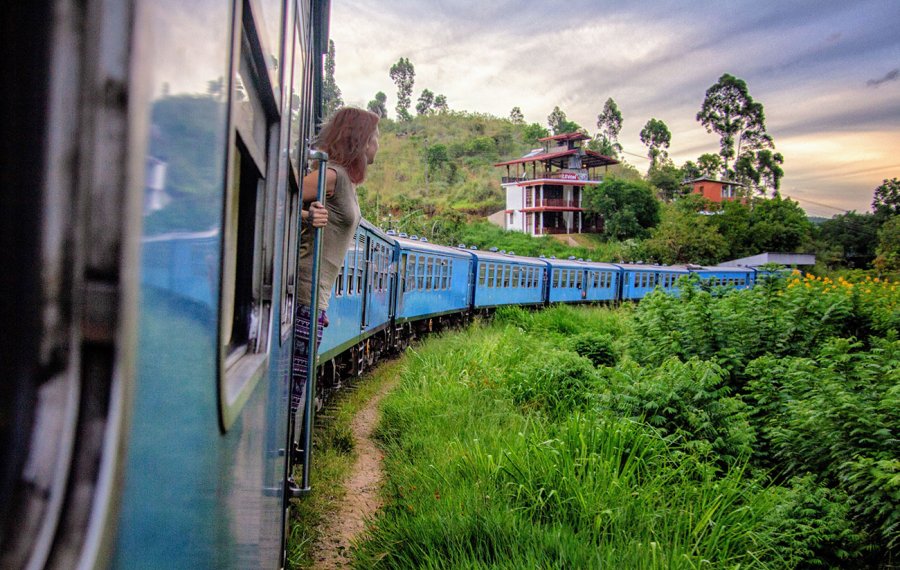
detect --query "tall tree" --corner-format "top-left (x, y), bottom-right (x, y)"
top-left (696, 73), bottom-right (772, 174)
top-left (547, 106), bottom-right (580, 135)
top-left (582, 177), bottom-right (661, 240)
top-left (872, 178), bottom-right (900, 221)
top-left (509, 106), bottom-right (524, 124)
top-left (595, 98), bottom-right (623, 157)
top-left (416, 88), bottom-right (434, 115)
top-left (874, 215), bottom-right (900, 272)
top-left (433, 94), bottom-right (448, 113)
top-left (367, 91), bottom-right (388, 118)
top-left (323, 40), bottom-right (343, 117)
top-left (639, 118), bottom-right (671, 170)
top-left (697, 153), bottom-right (724, 178)
top-left (389, 57), bottom-right (415, 121)
top-left (522, 122), bottom-right (549, 144)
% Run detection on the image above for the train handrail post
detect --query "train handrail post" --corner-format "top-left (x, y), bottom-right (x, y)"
top-left (300, 148), bottom-right (328, 492)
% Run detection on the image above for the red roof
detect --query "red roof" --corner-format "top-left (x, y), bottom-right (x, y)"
top-left (538, 132), bottom-right (591, 143)
top-left (494, 148), bottom-right (618, 169)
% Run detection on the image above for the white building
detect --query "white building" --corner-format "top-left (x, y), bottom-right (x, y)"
top-left (494, 133), bottom-right (618, 236)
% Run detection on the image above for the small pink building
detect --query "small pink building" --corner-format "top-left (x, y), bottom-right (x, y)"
top-left (494, 133), bottom-right (618, 236)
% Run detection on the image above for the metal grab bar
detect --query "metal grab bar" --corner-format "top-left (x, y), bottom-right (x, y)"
top-left (299, 148), bottom-right (328, 492)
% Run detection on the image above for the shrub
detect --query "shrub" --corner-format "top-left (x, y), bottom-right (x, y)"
top-left (503, 350), bottom-right (598, 419)
top-left (596, 358), bottom-right (754, 468)
top-left (568, 331), bottom-right (617, 367)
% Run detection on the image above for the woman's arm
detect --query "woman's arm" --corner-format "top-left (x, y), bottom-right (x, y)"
top-left (301, 165), bottom-right (337, 203)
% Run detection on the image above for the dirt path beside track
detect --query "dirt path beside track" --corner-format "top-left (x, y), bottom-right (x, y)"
top-left (312, 377), bottom-right (397, 569)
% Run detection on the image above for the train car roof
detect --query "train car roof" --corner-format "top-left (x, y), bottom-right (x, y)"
top-left (689, 265), bottom-right (756, 274)
top-left (466, 248), bottom-right (548, 266)
top-left (359, 218), bottom-right (398, 245)
top-left (391, 233), bottom-right (474, 258)
top-left (613, 263), bottom-right (690, 272)
top-left (555, 258), bottom-right (620, 271)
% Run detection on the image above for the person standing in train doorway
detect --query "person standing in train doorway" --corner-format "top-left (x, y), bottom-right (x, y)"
top-left (291, 107), bottom-right (380, 413)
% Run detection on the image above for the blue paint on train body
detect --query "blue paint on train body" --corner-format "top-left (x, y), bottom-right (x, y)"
top-left (393, 236), bottom-right (475, 321)
top-left (471, 250), bottom-right (547, 308)
top-left (319, 220), bottom-right (396, 361)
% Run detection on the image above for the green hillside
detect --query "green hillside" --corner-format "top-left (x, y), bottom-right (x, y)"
top-left (357, 112), bottom-right (634, 259)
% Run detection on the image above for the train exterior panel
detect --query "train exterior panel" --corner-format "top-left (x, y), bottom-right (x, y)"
top-left (393, 237), bottom-right (475, 322)
top-left (2, 0), bottom-right (332, 568)
top-left (319, 221), bottom-right (396, 362)
top-left (472, 250), bottom-right (547, 308)
top-left (617, 264), bottom-right (692, 300)
top-left (689, 266), bottom-right (756, 290)
top-left (581, 261), bottom-right (622, 303)
top-left (545, 258), bottom-right (589, 303)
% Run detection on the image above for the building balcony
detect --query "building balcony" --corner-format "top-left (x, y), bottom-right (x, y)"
top-left (523, 199), bottom-right (581, 209)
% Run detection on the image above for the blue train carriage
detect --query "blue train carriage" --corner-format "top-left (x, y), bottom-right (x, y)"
top-left (318, 220), bottom-right (396, 381)
top-left (580, 260), bottom-right (622, 303)
top-left (687, 264), bottom-right (756, 290)
top-left (392, 234), bottom-right (476, 339)
top-left (616, 263), bottom-right (691, 300)
top-left (471, 248), bottom-right (548, 309)
top-left (544, 257), bottom-right (590, 303)
top-left (2, 0), bottom-right (334, 568)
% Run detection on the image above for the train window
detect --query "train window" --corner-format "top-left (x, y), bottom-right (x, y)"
top-left (289, 14), bottom-right (308, 179)
top-left (479, 264), bottom-right (486, 286)
top-left (417, 257), bottom-right (426, 290)
top-left (512, 266), bottom-right (519, 288)
top-left (346, 248), bottom-right (355, 296)
top-left (219, 5), bottom-right (283, 431)
top-left (399, 253), bottom-right (408, 292)
top-left (336, 262), bottom-right (345, 296)
top-left (356, 237), bottom-right (365, 293)
top-left (576, 271), bottom-right (582, 289)
top-left (552, 270), bottom-right (559, 288)
top-left (406, 254), bottom-right (415, 291)
top-left (501, 265), bottom-right (509, 288)
top-left (280, 178), bottom-right (300, 337)
top-left (442, 259), bottom-right (449, 289)
top-left (489, 264), bottom-right (496, 287)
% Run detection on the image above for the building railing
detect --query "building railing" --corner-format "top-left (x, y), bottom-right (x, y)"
top-left (532, 199), bottom-right (580, 208)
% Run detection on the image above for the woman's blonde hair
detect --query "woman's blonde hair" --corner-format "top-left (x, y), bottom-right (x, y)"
top-left (315, 107), bottom-right (379, 184)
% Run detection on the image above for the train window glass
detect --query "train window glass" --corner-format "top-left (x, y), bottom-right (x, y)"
top-left (289, 17), bottom-right (307, 179)
top-left (424, 258), bottom-right (432, 290)
top-left (246, 0), bottom-right (283, 98)
top-left (417, 256), bottom-right (426, 290)
top-left (442, 259), bottom-right (449, 289)
top-left (479, 264), bottom-right (486, 286)
top-left (501, 265), bottom-right (508, 288)
top-left (219, 8), bottom-right (284, 430)
top-left (280, 178), bottom-right (300, 335)
top-left (576, 271), bottom-right (583, 289)
top-left (553, 270), bottom-right (559, 288)
top-left (511, 266), bottom-right (519, 288)
top-left (346, 248), bottom-right (355, 296)
top-left (355, 234), bottom-right (366, 293)
top-left (399, 253), bottom-right (408, 292)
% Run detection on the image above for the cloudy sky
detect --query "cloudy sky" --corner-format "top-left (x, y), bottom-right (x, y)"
top-left (331, 0), bottom-right (899, 217)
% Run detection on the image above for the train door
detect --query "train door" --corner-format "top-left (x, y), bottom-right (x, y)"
top-left (361, 234), bottom-right (373, 331)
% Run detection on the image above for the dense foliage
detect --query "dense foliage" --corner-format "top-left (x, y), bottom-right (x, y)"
top-left (353, 273), bottom-right (898, 568)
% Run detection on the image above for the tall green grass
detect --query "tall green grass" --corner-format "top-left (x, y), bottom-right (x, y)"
top-left (353, 308), bottom-right (787, 568)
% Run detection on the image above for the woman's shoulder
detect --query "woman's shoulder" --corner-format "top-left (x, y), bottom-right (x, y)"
top-left (328, 163), bottom-right (353, 187)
